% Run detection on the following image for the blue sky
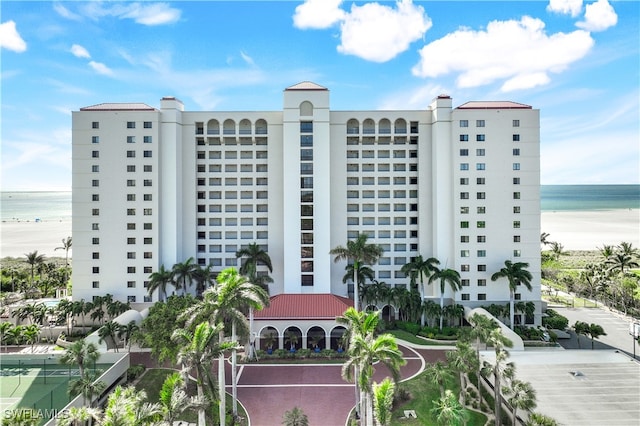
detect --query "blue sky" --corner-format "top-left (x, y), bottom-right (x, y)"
top-left (1, 0), bottom-right (638, 190)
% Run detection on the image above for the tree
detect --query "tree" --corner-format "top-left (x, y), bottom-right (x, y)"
top-left (0, 321), bottom-right (12, 352)
top-left (401, 255), bottom-right (439, 326)
top-left (147, 265), bottom-right (173, 302)
top-left (505, 379), bottom-right (537, 426)
top-left (55, 236), bottom-right (73, 266)
top-left (101, 386), bottom-right (161, 426)
top-left (23, 324), bottom-right (41, 353)
top-left (549, 242), bottom-right (567, 260)
top-left (606, 253), bottom-right (639, 275)
top-left (430, 389), bottom-right (469, 426)
top-left (173, 321), bottom-right (233, 426)
top-left (118, 320), bottom-right (139, 352)
top-left (57, 406), bottom-right (102, 426)
top-left (491, 261), bottom-right (533, 329)
top-left (526, 412), bottom-right (559, 426)
top-left (428, 267), bottom-right (462, 330)
top-left (540, 232), bottom-right (551, 246)
top-left (281, 407), bottom-right (309, 426)
top-left (172, 257), bottom-right (198, 296)
top-left (446, 341), bottom-right (478, 406)
top-left (139, 295), bottom-right (194, 363)
top-left (98, 321), bottom-right (121, 352)
top-left (5, 325), bottom-right (24, 346)
top-left (342, 263), bottom-right (375, 305)
top-left (193, 264), bottom-right (214, 297)
top-left (68, 371), bottom-right (106, 407)
top-left (468, 314), bottom-right (499, 407)
top-left (236, 242), bottom-right (274, 291)
top-left (59, 339), bottom-right (100, 378)
top-left (330, 233), bottom-right (384, 311)
top-left (483, 329), bottom-right (514, 426)
top-left (585, 322), bottom-right (607, 349)
top-left (424, 361), bottom-right (454, 399)
top-left (572, 321), bottom-right (590, 349)
top-left (158, 372), bottom-right (203, 425)
top-left (372, 378), bottom-right (395, 426)
top-left (24, 250), bottom-right (46, 286)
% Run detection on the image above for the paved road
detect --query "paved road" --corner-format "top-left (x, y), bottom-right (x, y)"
top-left (553, 306), bottom-right (639, 358)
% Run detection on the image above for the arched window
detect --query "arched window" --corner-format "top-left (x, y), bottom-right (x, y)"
top-left (300, 101), bottom-right (313, 116)
top-left (206, 119), bottom-right (220, 135)
top-left (239, 119), bottom-right (252, 135)
top-left (379, 118), bottom-right (391, 134)
top-left (255, 119), bottom-right (268, 135)
top-left (394, 119), bottom-right (407, 134)
top-left (223, 119), bottom-right (236, 135)
top-left (347, 118), bottom-right (359, 134)
top-left (363, 118), bottom-right (375, 134)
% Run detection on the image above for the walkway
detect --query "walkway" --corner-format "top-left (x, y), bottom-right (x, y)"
top-left (233, 343), bottom-right (447, 426)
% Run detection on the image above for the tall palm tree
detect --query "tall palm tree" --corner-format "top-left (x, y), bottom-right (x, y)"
top-left (483, 328), bottom-right (514, 426)
top-left (173, 321), bottom-right (232, 426)
top-left (55, 236), bottom-right (72, 266)
top-left (0, 321), bottom-right (12, 352)
top-left (172, 257), bottom-right (198, 296)
top-left (446, 341), bottom-right (478, 405)
top-left (118, 320), bottom-right (139, 352)
top-left (606, 253), bottom-right (639, 274)
top-left (23, 324), bottom-right (40, 353)
top-left (148, 265), bottom-right (173, 302)
top-left (430, 389), bottom-right (469, 426)
top-left (98, 321), bottom-right (121, 352)
top-left (59, 339), bottom-right (100, 378)
top-left (468, 313), bottom-right (499, 407)
top-left (428, 267), bottom-right (462, 330)
top-left (56, 406), bottom-right (102, 426)
top-left (193, 264), bottom-right (215, 297)
top-left (68, 371), bottom-right (106, 407)
top-left (235, 242), bottom-right (273, 287)
top-left (342, 263), bottom-right (375, 306)
top-left (401, 255), bottom-right (439, 326)
top-left (491, 260), bottom-right (533, 329)
top-left (424, 361), bottom-right (454, 399)
top-left (158, 371), bottom-right (203, 424)
top-left (330, 233), bottom-right (384, 311)
top-left (282, 407), bottom-right (309, 426)
top-left (598, 244), bottom-right (615, 260)
top-left (24, 250), bottom-right (46, 285)
top-left (506, 379), bottom-right (537, 426)
top-left (101, 386), bottom-right (161, 426)
top-left (182, 267), bottom-right (269, 425)
top-left (372, 378), bottom-right (395, 426)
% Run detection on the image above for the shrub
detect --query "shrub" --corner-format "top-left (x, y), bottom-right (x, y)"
top-left (396, 321), bottom-right (420, 335)
top-left (297, 348), bottom-right (311, 358)
top-left (542, 309), bottom-right (569, 330)
top-left (127, 364), bottom-right (146, 381)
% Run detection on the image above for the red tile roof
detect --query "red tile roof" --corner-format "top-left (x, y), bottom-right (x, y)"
top-left (285, 81), bottom-right (328, 91)
top-left (456, 101), bottom-right (532, 109)
top-left (254, 294), bottom-right (354, 320)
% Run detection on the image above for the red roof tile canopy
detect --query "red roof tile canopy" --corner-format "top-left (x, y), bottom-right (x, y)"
top-left (254, 294), bottom-right (354, 320)
top-left (456, 101), bottom-right (532, 109)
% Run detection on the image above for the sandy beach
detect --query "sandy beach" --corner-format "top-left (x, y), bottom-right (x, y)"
top-left (0, 209), bottom-right (638, 259)
top-left (0, 219), bottom-right (72, 259)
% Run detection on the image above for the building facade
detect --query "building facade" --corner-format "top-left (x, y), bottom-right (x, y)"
top-left (72, 82), bottom-right (541, 324)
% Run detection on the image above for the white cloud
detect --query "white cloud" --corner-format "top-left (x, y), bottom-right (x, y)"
top-left (547, 0), bottom-right (583, 17)
top-left (0, 21), bottom-right (27, 52)
top-left (240, 51), bottom-right (255, 67)
top-left (70, 44), bottom-right (91, 59)
top-left (378, 83), bottom-right (449, 110)
top-left (79, 2), bottom-right (180, 26)
top-left (412, 16), bottom-right (594, 92)
top-left (89, 61), bottom-right (113, 76)
top-left (293, 0), bottom-right (345, 29)
top-left (338, 0), bottom-right (431, 62)
top-left (53, 2), bottom-right (83, 21)
top-left (577, 0), bottom-right (617, 32)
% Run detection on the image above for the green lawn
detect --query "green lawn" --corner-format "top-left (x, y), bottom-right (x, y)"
top-left (386, 329), bottom-right (456, 346)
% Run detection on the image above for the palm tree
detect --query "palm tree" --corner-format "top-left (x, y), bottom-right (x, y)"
top-left (526, 412), bottom-right (560, 426)
top-left (56, 406), bottom-right (102, 426)
top-left (505, 379), bottom-right (537, 426)
top-left (193, 264), bottom-right (215, 297)
top-left (24, 250), bottom-right (46, 286)
top-left (549, 242), bottom-right (567, 260)
top-left (430, 389), bottom-right (469, 426)
top-left (172, 257), bottom-right (198, 296)
top-left (446, 341), bottom-right (478, 406)
top-left (101, 385), bottom-right (161, 426)
top-left (148, 265), bottom-right (173, 302)
top-left (330, 233), bottom-right (384, 311)
top-left (585, 322), bottom-right (607, 349)
top-left (59, 339), bottom-right (100, 378)
top-left (236, 242), bottom-right (273, 290)
top-left (606, 253), bottom-right (639, 274)
top-left (3, 407), bottom-right (38, 426)
top-left (173, 321), bottom-right (232, 426)
top-left (68, 371), bottom-right (106, 407)
top-left (468, 313), bottom-right (499, 407)
top-left (55, 236), bottom-right (73, 266)
top-left (424, 361), bottom-right (454, 399)
top-left (401, 255), bottom-right (439, 326)
top-left (0, 321), bottom-right (12, 352)
top-left (372, 378), bottom-right (395, 426)
top-left (98, 321), bottom-right (121, 352)
top-left (483, 328), bottom-right (514, 426)
top-left (491, 260), bottom-right (533, 329)
top-left (540, 232), bottom-right (551, 246)
top-left (182, 267), bottom-right (269, 425)
top-left (23, 324), bottom-right (41, 353)
top-left (5, 325), bottom-right (24, 346)
top-left (281, 407), bottom-right (309, 426)
top-left (428, 267), bottom-right (462, 330)
top-left (618, 241), bottom-right (639, 258)
top-left (598, 244), bottom-right (615, 260)
top-left (118, 320), bottom-right (139, 352)
top-left (343, 262), bottom-right (375, 306)
top-left (158, 372), bottom-right (203, 425)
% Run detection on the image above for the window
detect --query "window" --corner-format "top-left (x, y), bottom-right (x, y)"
top-left (144, 252), bottom-right (152, 259)
top-left (514, 235), bottom-right (521, 242)
top-left (127, 296), bottom-right (136, 303)
top-left (477, 177), bottom-right (485, 185)
top-left (127, 252), bottom-right (136, 259)
top-left (513, 134), bottom-right (520, 141)
top-left (300, 163), bottom-right (313, 174)
top-left (92, 237), bottom-right (100, 245)
top-left (127, 136), bottom-right (136, 143)
top-left (461, 236), bottom-right (469, 243)
top-left (513, 163), bottom-right (520, 170)
top-left (144, 136), bottom-right (152, 143)
top-left (477, 192), bottom-right (485, 199)
top-left (144, 208), bottom-right (152, 215)
top-left (476, 134), bottom-right (485, 142)
top-left (144, 179), bottom-right (152, 187)
top-left (92, 194), bottom-right (99, 201)
top-left (92, 121), bottom-right (99, 129)
top-left (127, 208), bottom-right (136, 215)
top-left (127, 223), bottom-right (136, 230)
top-left (513, 206), bottom-right (521, 213)
top-left (92, 208), bottom-right (99, 216)
top-left (461, 279), bottom-right (470, 287)
top-left (513, 120), bottom-right (520, 127)
top-left (476, 149), bottom-right (485, 156)
top-left (513, 221), bottom-right (521, 228)
top-left (92, 267), bottom-right (100, 273)
top-left (476, 163), bottom-right (485, 170)
top-left (144, 121), bottom-right (152, 128)
top-left (92, 136), bottom-right (99, 143)
top-left (300, 135), bottom-right (313, 146)
top-left (127, 281), bottom-right (136, 288)
top-left (460, 192), bottom-right (469, 199)
top-left (92, 252), bottom-right (100, 259)
top-left (461, 264), bottom-right (470, 272)
top-left (477, 221), bottom-right (486, 228)
top-left (300, 121), bottom-right (313, 133)
top-left (461, 250), bottom-right (469, 257)
top-left (513, 148), bottom-right (520, 156)
top-left (127, 150), bottom-right (135, 158)
top-left (92, 165), bottom-right (99, 172)
top-left (144, 165), bottom-right (152, 172)
top-left (460, 149), bottom-right (469, 156)
top-left (127, 121), bottom-right (136, 128)
top-left (460, 134), bottom-right (469, 142)
top-left (477, 236), bottom-right (486, 243)
top-left (477, 250), bottom-right (486, 257)
top-left (460, 178), bottom-right (469, 185)
top-left (460, 207), bottom-right (469, 214)
top-left (460, 163), bottom-right (469, 171)
top-left (476, 120), bottom-right (485, 127)
top-left (127, 180), bottom-right (135, 187)
top-left (92, 281), bottom-right (99, 288)
top-left (92, 150), bottom-right (99, 158)
top-left (460, 120), bottom-right (468, 127)
top-left (513, 177), bottom-right (520, 185)
top-left (477, 206), bottom-right (486, 214)
top-left (514, 250), bottom-right (521, 257)
top-left (301, 275), bottom-right (314, 286)
top-left (144, 223), bottom-right (152, 230)
top-left (126, 194), bottom-right (135, 201)
top-left (462, 294), bottom-right (470, 301)
top-left (513, 192), bottom-right (521, 199)
top-left (478, 265), bottom-right (486, 271)
top-left (460, 221), bottom-right (469, 228)
top-left (301, 177), bottom-right (313, 189)
top-left (478, 294), bottom-right (487, 301)
top-left (143, 150), bottom-right (152, 158)
top-left (144, 194), bottom-right (152, 201)
top-left (144, 237), bottom-right (152, 244)
top-left (127, 165), bottom-right (135, 173)
top-left (92, 179), bottom-right (99, 187)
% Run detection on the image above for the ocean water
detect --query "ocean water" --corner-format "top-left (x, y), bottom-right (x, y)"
top-left (1, 186), bottom-right (638, 219)
top-left (1, 191), bottom-right (72, 222)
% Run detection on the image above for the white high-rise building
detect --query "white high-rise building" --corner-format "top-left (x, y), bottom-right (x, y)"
top-left (72, 82), bottom-right (541, 325)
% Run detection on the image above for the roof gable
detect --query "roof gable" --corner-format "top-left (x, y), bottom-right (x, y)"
top-left (456, 101), bottom-right (532, 110)
top-left (254, 294), bottom-right (353, 319)
top-left (285, 81), bottom-right (328, 91)
top-left (80, 103), bottom-right (157, 111)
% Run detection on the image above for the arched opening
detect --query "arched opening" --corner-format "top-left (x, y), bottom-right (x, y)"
top-left (330, 326), bottom-right (347, 352)
top-left (365, 304), bottom-right (378, 313)
top-left (379, 118), bottom-right (391, 134)
top-left (363, 118), bottom-right (375, 134)
top-left (394, 118), bottom-right (407, 134)
top-left (259, 326), bottom-right (279, 353)
top-left (347, 118), bottom-right (360, 134)
top-left (223, 119), bottom-right (236, 135)
top-left (239, 119), bottom-right (252, 135)
top-left (206, 119), bottom-right (220, 135)
top-left (300, 101), bottom-right (313, 116)
top-left (306, 326), bottom-right (326, 352)
top-left (283, 326), bottom-right (302, 352)
top-left (255, 119), bottom-right (268, 135)
top-left (382, 305), bottom-right (396, 322)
